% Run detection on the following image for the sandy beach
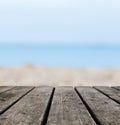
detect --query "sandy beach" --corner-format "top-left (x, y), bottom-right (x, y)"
top-left (0, 64), bottom-right (119, 86)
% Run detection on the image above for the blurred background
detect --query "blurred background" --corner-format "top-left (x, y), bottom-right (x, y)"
top-left (0, 0), bottom-right (120, 86)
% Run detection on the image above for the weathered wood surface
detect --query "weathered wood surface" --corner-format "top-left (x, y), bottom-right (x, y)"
top-left (76, 87), bottom-right (120, 125)
top-left (0, 86), bottom-right (120, 125)
top-left (94, 86), bottom-right (120, 104)
top-left (0, 86), bottom-right (14, 94)
top-left (0, 87), bottom-right (53, 125)
top-left (47, 87), bottom-right (96, 125)
top-left (112, 86), bottom-right (120, 91)
top-left (0, 87), bottom-right (33, 115)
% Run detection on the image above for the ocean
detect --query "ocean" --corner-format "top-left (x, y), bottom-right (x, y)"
top-left (0, 43), bottom-right (120, 67)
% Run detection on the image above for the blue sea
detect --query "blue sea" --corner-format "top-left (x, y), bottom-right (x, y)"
top-left (0, 43), bottom-right (120, 67)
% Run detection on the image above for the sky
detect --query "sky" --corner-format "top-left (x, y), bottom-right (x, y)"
top-left (0, 0), bottom-right (120, 44)
top-left (0, 0), bottom-right (120, 67)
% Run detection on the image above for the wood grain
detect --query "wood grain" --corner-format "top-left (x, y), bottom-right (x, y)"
top-left (0, 86), bottom-right (14, 94)
top-left (0, 87), bottom-right (53, 125)
top-left (94, 86), bottom-right (120, 104)
top-left (76, 87), bottom-right (120, 125)
top-left (0, 87), bottom-right (33, 114)
top-left (112, 87), bottom-right (120, 91)
top-left (47, 87), bottom-right (96, 125)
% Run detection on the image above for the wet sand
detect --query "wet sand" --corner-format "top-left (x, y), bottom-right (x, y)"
top-left (0, 64), bottom-right (120, 86)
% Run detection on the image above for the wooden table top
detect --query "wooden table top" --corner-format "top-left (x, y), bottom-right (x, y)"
top-left (0, 86), bottom-right (120, 125)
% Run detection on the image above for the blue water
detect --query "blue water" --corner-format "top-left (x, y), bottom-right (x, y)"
top-left (0, 43), bottom-right (120, 67)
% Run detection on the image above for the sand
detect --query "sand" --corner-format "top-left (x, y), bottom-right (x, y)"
top-left (0, 64), bottom-right (120, 86)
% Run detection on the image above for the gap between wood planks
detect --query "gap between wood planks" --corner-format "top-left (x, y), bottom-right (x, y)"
top-left (112, 87), bottom-right (120, 91)
top-left (93, 87), bottom-right (120, 104)
top-left (74, 87), bottom-right (102, 125)
top-left (42, 87), bottom-right (98, 125)
top-left (41, 88), bottom-right (55, 125)
top-left (0, 87), bottom-right (119, 125)
top-left (0, 87), bottom-right (35, 115)
top-left (0, 87), bottom-right (15, 94)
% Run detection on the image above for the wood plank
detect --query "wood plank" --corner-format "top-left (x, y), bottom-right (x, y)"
top-left (0, 87), bottom-right (53, 125)
top-left (47, 87), bottom-right (96, 125)
top-left (112, 87), bottom-right (120, 91)
top-left (0, 86), bottom-right (33, 115)
top-left (0, 86), bottom-right (14, 94)
top-left (76, 87), bottom-right (120, 125)
top-left (94, 86), bottom-right (120, 104)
